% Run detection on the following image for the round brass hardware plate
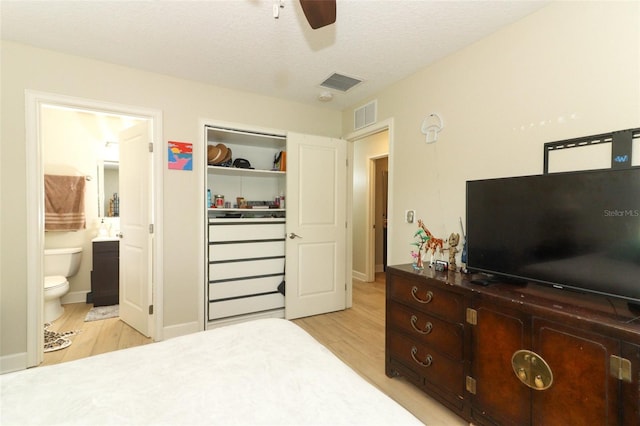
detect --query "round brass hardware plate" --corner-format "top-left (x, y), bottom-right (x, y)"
top-left (511, 349), bottom-right (553, 390)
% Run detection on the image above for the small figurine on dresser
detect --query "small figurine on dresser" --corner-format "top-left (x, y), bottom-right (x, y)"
top-left (411, 224), bottom-right (429, 270)
top-left (446, 232), bottom-right (460, 272)
top-left (417, 219), bottom-right (444, 265)
top-left (458, 217), bottom-right (469, 274)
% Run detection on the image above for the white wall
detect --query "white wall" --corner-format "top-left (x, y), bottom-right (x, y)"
top-left (342, 2), bottom-right (640, 269)
top-left (0, 41), bottom-right (341, 363)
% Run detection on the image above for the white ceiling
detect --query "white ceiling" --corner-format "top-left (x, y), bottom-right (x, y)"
top-left (1, 0), bottom-right (550, 110)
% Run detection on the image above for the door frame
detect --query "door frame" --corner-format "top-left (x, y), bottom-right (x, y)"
top-left (25, 90), bottom-right (164, 367)
top-left (369, 155), bottom-right (389, 278)
top-left (344, 118), bottom-right (394, 288)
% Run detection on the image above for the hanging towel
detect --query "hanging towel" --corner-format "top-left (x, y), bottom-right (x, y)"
top-left (44, 175), bottom-right (86, 231)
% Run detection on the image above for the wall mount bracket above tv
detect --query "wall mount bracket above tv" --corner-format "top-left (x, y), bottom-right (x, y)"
top-left (543, 127), bottom-right (640, 174)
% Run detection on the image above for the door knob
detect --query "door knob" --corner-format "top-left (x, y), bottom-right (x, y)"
top-left (288, 232), bottom-right (301, 239)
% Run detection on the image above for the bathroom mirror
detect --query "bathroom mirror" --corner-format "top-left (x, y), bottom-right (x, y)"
top-left (97, 160), bottom-right (119, 217)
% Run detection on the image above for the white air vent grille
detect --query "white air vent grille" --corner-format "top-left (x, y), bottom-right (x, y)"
top-left (354, 100), bottom-right (377, 130)
top-left (320, 73), bottom-right (362, 92)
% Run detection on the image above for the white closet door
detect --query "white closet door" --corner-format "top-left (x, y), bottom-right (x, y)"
top-left (285, 132), bottom-right (347, 319)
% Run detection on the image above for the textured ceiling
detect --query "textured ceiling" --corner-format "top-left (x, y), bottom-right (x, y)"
top-left (1, 0), bottom-right (549, 110)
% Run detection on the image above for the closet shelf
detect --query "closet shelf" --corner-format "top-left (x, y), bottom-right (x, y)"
top-left (207, 165), bottom-right (285, 177)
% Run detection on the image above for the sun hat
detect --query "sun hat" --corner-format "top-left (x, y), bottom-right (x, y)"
top-left (207, 143), bottom-right (229, 165)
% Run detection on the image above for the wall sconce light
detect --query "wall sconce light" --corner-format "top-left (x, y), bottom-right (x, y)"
top-left (273, 0), bottom-right (284, 19)
top-left (421, 113), bottom-right (444, 144)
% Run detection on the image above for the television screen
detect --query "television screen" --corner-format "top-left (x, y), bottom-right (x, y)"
top-left (466, 167), bottom-right (640, 303)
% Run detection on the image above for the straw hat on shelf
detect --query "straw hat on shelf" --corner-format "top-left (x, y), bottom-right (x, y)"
top-left (207, 143), bottom-right (229, 165)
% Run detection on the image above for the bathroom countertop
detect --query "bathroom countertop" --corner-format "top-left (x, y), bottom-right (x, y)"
top-left (92, 236), bottom-right (119, 242)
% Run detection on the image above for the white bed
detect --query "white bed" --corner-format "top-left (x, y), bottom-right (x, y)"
top-left (0, 318), bottom-right (422, 425)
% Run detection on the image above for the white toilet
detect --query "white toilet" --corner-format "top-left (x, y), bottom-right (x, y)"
top-left (44, 247), bottom-right (83, 323)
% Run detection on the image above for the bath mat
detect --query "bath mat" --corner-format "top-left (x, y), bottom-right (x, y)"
top-left (44, 323), bottom-right (79, 353)
top-left (84, 304), bottom-right (119, 322)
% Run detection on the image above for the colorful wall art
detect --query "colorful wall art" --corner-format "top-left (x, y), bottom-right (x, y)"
top-left (168, 141), bottom-right (193, 171)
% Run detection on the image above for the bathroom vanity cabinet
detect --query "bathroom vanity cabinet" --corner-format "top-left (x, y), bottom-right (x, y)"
top-left (90, 239), bottom-right (119, 307)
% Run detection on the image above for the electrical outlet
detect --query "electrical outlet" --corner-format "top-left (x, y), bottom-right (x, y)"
top-left (405, 210), bottom-right (415, 223)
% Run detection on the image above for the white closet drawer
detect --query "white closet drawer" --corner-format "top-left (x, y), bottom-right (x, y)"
top-left (209, 275), bottom-right (283, 300)
top-left (208, 293), bottom-right (284, 320)
top-left (209, 240), bottom-right (284, 262)
top-left (208, 222), bottom-right (285, 242)
top-left (209, 258), bottom-right (285, 281)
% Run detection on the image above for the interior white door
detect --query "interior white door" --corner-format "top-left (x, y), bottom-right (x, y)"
top-left (118, 122), bottom-right (152, 337)
top-left (285, 132), bottom-right (347, 319)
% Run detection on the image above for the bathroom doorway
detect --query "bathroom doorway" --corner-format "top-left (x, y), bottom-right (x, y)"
top-left (25, 91), bottom-right (164, 367)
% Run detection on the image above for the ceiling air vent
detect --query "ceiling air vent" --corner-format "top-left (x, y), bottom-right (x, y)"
top-left (320, 73), bottom-right (362, 92)
top-left (354, 100), bottom-right (377, 130)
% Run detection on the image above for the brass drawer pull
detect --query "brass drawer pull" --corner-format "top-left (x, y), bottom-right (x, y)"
top-left (411, 346), bottom-right (433, 367)
top-left (411, 286), bottom-right (433, 304)
top-left (410, 315), bottom-right (433, 334)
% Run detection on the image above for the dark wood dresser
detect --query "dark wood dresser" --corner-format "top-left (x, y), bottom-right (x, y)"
top-left (386, 264), bottom-right (640, 425)
top-left (90, 239), bottom-right (119, 307)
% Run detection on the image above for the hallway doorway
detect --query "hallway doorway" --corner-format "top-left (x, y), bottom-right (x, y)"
top-left (347, 119), bottom-right (393, 284)
top-left (374, 159), bottom-right (388, 273)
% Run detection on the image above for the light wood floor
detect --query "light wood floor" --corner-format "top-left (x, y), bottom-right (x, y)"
top-left (294, 273), bottom-right (466, 425)
top-left (42, 303), bottom-right (152, 366)
top-left (42, 274), bottom-right (465, 425)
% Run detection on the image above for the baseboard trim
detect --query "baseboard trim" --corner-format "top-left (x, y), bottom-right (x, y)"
top-left (0, 352), bottom-right (28, 374)
top-left (352, 270), bottom-right (367, 282)
top-left (162, 321), bottom-right (200, 340)
top-left (61, 290), bottom-right (89, 305)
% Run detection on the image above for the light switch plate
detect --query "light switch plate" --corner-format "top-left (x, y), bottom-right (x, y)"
top-left (405, 210), bottom-right (415, 223)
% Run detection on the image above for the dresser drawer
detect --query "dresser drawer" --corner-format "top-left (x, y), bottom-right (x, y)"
top-left (387, 301), bottom-right (464, 360)
top-left (209, 275), bottom-right (283, 300)
top-left (209, 240), bottom-right (284, 262)
top-left (208, 292), bottom-right (284, 320)
top-left (387, 332), bottom-right (464, 397)
top-left (208, 222), bottom-right (285, 242)
top-left (389, 274), bottom-right (464, 322)
top-left (209, 257), bottom-right (285, 281)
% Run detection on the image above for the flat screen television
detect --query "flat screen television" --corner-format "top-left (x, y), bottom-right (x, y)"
top-left (466, 167), bottom-right (640, 306)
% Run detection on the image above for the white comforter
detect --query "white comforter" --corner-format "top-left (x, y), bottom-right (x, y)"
top-left (1, 318), bottom-right (422, 425)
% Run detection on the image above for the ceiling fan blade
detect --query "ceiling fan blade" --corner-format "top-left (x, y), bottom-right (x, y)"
top-left (299, 0), bottom-right (336, 29)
